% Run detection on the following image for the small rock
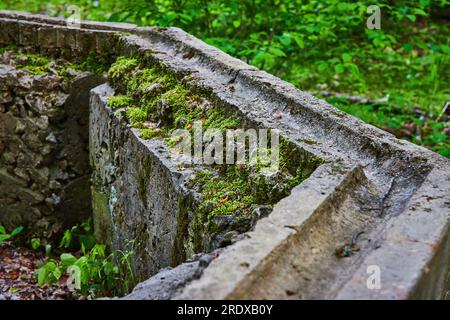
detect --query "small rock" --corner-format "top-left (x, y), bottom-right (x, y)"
top-left (14, 120), bottom-right (26, 134)
top-left (45, 132), bottom-right (57, 143)
top-left (35, 116), bottom-right (49, 130)
top-left (49, 180), bottom-right (62, 190)
top-left (45, 193), bottom-right (61, 207)
top-left (32, 74), bottom-right (60, 90)
top-left (13, 167), bottom-right (30, 182)
top-left (0, 90), bottom-right (12, 104)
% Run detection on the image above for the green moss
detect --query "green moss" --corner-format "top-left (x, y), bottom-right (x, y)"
top-left (0, 47), bottom-right (111, 78)
top-left (0, 45), bottom-right (17, 54)
top-left (279, 138), bottom-right (324, 186)
top-left (203, 109), bottom-right (240, 131)
top-left (139, 128), bottom-right (165, 140)
top-left (108, 56), bottom-right (139, 84)
top-left (106, 55), bottom-right (324, 253)
top-left (127, 68), bottom-right (160, 97)
top-left (15, 53), bottom-right (51, 76)
top-left (189, 168), bottom-right (255, 219)
top-left (107, 95), bottom-right (132, 109)
top-left (126, 107), bottom-right (147, 127)
top-left (160, 84), bottom-right (189, 108)
top-left (186, 138), bottom-right (324, 245)
top-left (74, 53), bottom-right (110, 74)
top-left (107, 56), bottom-right (241, 140)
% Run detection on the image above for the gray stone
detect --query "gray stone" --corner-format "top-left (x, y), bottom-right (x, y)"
top-left (122, 251), bottom-right (220, 300)
top-left (45, 132), bottom-right (57, 143)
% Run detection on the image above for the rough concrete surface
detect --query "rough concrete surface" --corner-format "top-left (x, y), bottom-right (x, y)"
top-left (122, 251), bottom-right (220, 300)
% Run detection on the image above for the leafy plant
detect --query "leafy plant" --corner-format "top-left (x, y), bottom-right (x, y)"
top-left (36, 219), bottom-right (135, 298)
top-left (58, 217), bottom-right (96, 251)
top-left (0, 225), bottom-right (24, 245)
top-left (30, 237), bottom-right (41, 250)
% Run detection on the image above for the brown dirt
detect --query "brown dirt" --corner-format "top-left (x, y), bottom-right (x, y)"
top-left (0, 242), bottom-right (77, 300)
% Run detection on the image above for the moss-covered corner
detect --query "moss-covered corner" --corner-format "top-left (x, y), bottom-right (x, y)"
top-left (105, 55), bottom-right (324, 255)
top-left (186, 139), bottom-right (323, 252)
top-left (106, 56), bottom-right (240, 138)
top-left (0, 47), bottom-right (110, 79)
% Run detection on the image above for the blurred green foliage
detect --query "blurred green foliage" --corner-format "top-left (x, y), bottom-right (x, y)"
top-left (1, 0), bottom-right (448, 156)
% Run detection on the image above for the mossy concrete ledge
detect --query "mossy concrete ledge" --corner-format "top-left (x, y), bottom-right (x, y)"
top-left (0, 11), bottom-right (449, 300)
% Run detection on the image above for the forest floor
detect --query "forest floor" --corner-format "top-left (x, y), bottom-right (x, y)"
top-left (0, 242), bottom-right (77, 300)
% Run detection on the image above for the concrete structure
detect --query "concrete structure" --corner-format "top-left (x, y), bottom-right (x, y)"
top-left (0, 47), bottom-right (102, 239)
top-left (0, 11), bottom-right (449, 299)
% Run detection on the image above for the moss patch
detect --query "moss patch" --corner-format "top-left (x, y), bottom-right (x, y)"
top-left (107, 57), bottom-right (240, 140)
top-left (106, 55), bottom-right (324, 253)
top-left (15, 53), bottom-right (51, 76)
top-left (107, 95), bottom-right (132, 109)
top-left (0, 47), bottom-right (110, 78)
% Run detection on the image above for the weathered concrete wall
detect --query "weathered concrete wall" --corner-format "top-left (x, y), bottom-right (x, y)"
top-left (89, 83), bottom-right (194, 278)
top-left (0, 11), bottom-right (449, 300)
top-left (0, 51), bottom-right (102, 239)
top-left (89, 80), bottom-right (314, 279)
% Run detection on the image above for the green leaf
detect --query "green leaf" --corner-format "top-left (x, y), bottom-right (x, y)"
top-left (412, 8), bottom-right (427, 16)
top-left (334, 64), bottom-right (345, 74)
top-left (346, 63), bottom-right (361, 77)
top-left (31, 238), bottom-right (41, 250)
top-left (11, 226), bottom-right (23, 236)
top-left (37, 266), bottom-right (49, 287)
top-left (59, 230), bottom-right (72, 249)
top-left (317, 62), bottom-right (328, 72)
top-left (53, 267), bottom-right (62, 280)
top-left (45, 244), bottom-right (52, 256)
top-left (268, 47), bottom-right (286, 57)
top-left (342, 53), bottom-right (352, 63)
top-left (253, 51), bottom-right (273, 68)
top-left (75, 256), bottom-right (88, 268)
top-left (0, 226), bottom-right (6, 234)
top-left (61, 253), bottom-right (77, 266)
top-left (292, 35), bottom-right (305, 49)
top-left (407, 15), bottom-right (416, 22)
top-left (79, 234), bottom-right (96, 251)
top-left (0, 234), bottom-right (11, 244)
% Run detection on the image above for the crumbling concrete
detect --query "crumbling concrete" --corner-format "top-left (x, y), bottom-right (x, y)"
top-left (0, 11), bottom-right (449, 300)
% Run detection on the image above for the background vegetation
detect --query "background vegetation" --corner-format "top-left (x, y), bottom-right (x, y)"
top-left (1, 0), bottom-right (448, 156)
